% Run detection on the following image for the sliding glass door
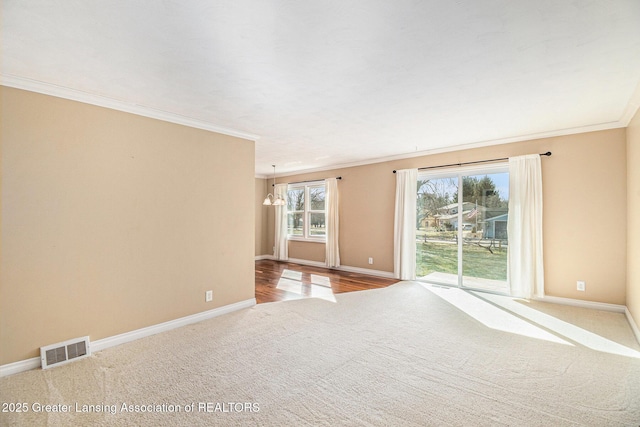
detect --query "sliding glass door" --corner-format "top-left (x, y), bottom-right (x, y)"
top-left (416, 174), bottom-right (459, 286)
top-left (416, 165), bottom-right (510, 294)
top-left (460, 171), bottom-right (509, 293)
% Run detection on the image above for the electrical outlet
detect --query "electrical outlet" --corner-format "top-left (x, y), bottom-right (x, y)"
top-left (368, 257), bottom-right (373, 265)
top-left (577, 281), bottom-right (585, 292)
top-left (205, 290), bottom-right (213, 302)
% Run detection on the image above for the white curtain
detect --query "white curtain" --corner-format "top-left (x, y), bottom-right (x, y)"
top-left (325, 178), bottom-right (340, 268)
top-left (274, 183), bottom-right (289, 261)
top-left (394, 169), bottom-right (418, 280)
top-left (507, 155), bottom-right (544, 298)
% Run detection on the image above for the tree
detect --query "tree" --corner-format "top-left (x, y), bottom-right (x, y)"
top-left (417, 178), bottom-right (455, 229)
top-left (452, 175), bottom-right (505, 208)
top-left (287, 188), bottom-right (304, 211)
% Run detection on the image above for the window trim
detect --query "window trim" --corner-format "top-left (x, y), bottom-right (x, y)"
top-left (287, 181), bottom-right (327, 242)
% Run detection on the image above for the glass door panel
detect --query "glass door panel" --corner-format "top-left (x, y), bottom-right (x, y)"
top-left (416, 175), bottom-right (459, 286)
top-left (460, 172), bottom-right (509, 293)
top-left (417, 166), bottom-right (510, 295)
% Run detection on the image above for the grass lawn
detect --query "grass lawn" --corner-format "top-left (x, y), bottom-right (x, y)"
top-left (416, 241), bottom-right (507, 281)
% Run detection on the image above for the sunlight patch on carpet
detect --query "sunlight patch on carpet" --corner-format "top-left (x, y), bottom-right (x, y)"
top-left (475, 292), bottom-right (640, 359)
top-left (421, 283), bottom-right (572, 346)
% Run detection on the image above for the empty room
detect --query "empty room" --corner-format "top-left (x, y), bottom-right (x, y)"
top-left (2, 1), bottom-right (640, 425)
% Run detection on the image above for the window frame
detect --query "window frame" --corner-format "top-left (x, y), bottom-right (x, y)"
top-left (287, 181), bottom-right (326, 242)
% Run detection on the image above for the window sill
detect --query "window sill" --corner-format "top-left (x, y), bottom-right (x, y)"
top-left (287, 236), bottom-right (326, 244)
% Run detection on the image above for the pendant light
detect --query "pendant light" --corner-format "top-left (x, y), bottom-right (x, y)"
top-left (263, 165), bottom-right (286, 206)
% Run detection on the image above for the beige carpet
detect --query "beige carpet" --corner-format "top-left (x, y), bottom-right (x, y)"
top-left (2, 281), bottom-right (640, 426)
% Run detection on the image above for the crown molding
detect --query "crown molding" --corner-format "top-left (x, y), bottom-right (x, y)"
top-left (620, 79), bottom-right (640, 126)
top-left (4, 73), bottom-right (635, 179)
top-left (273, 120), bottom-right (625, 179)
top-left (0, 74), bottom-right (260, 141)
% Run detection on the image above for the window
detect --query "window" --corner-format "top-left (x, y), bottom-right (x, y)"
top-left (287, 182), bottom-right (326, 240)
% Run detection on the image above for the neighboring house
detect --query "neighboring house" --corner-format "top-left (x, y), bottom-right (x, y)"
top-left (420, 203), bottom-right (509, 235)
top-left (484, 213), bottom-right (509, 239)
top-left (434, 202), bottom-right (485, 231)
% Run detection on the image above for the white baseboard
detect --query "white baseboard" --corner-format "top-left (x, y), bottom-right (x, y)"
top-left (626, 307), bottom-right (640, 345)
top-left (259, 256), bottom-right (397, 279)
top-left (259, 255), bottom-right (639, 344)
top-left (91, 298), bottom-right (256, 353)
top-left (286, 257), bottom-right (326, 268)
top-left (0, 298), bottom-right (256, 378)
top-left (0, 357), bottom-right (42, 378)
top-left (336, 264), bottom-right (396, 279)
top-left (533, 295), bottom-right (626, 313)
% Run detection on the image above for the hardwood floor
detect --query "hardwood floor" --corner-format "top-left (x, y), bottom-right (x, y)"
top-left (255, 259), bottom-right (399, 304)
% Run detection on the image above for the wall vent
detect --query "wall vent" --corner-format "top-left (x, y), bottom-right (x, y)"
top-left (40, 336), bottom-right (91, 369)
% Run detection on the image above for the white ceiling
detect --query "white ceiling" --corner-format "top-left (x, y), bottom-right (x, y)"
top-left (3, 1), bottom-right (640, 176)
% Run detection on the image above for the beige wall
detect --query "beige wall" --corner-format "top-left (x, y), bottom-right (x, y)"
top-left (255, 178), bottom-right (269, 256)
top-left (288, 240), bottom-right (326, 263)
top-left (271, 129), bottom-right (628, 305)
top-left (627, 108), bottom-right (640, 331)
top-left (0, 87), bottom-right (256, 365)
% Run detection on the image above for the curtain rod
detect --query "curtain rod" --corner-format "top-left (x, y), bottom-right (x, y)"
top-left (392, 152), bottom-right (551, 173)
top-left (272, 176), bottom-right (342, 186)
